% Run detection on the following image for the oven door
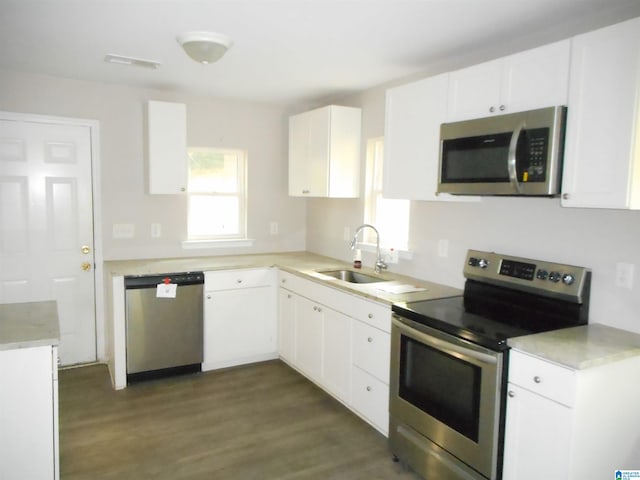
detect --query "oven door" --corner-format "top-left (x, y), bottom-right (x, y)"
top-left (389, 315), bottom-right (504, 480)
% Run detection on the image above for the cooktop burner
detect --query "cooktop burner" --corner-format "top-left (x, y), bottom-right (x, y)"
top-left (393, 250), bottom-right (591, 351)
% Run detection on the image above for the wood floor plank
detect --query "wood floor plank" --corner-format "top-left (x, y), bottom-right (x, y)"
top-left (59, 361), bottom-right (421, 479)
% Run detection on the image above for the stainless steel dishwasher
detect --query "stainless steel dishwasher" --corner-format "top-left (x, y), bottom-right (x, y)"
top-left (124, 271), bottom-right (204, 383)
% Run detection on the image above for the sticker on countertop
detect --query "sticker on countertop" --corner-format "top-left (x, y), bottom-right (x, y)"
top-left (376, 284), bottom-right (427, 295)
top-left (156, 283), bottom-right (177, 298)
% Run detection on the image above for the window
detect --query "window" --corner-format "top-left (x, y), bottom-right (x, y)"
top-left (186, 148), bottom-right (247, 241)
top-left (363, 138), bottom-right (410, 250)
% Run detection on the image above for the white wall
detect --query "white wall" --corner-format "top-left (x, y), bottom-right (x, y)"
top-left (0, 69), bottom-right (306, 261)
top-left (306, 85), bottom-right (640, 335)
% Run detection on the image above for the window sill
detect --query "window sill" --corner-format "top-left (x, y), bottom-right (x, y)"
top-left (182, 238), bottom-right (255, 250)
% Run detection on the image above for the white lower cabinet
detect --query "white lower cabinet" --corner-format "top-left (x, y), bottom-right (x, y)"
top-left (322, 307), bottom-right (352, 403)
top-left (278, 271), bottom-right (391, 435)
top-left (203, 268), bottom-right (277, 371)
top-left (277, 288), bottom-right (297, 364)
top-left (503, 349), bottom-right (640, 479)
top-left (294, 295), bottom-right (324, 381)
top-left (0, 345), bottom-right (59, 480)
top-left (351, 365), bottom-right (389, 434)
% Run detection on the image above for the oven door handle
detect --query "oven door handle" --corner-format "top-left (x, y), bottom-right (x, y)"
top-left (392, 316), bottom-right (498, 365)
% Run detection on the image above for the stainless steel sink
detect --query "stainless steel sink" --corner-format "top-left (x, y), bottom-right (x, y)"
top-left (318, 269), bottom-right (385, 284)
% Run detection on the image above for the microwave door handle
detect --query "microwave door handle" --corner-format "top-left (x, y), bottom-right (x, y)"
top-left (508, 122), bottom-right (525, 194)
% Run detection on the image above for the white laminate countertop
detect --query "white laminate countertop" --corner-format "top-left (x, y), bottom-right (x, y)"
top-left (105, 251), bottom-right (463, 306)
top-left (0, 301), bottom-right (60, 351)
top-left (508, 324), bottom-right (640, 370)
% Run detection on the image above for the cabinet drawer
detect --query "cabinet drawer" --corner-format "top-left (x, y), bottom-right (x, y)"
top-left (352, 319), bottom-right (390, 383)
top-left (205, 268), bottom-right (273, 291)
top-left (509, 350), bottom-right (575, 406)
top-left (351, 365), bottom-right (389, 435)
top-left (346, 297), bottom-right (391, 332)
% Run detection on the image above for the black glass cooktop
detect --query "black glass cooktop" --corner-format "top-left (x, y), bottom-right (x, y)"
top-left (392, 280), bottom-right (588, 352)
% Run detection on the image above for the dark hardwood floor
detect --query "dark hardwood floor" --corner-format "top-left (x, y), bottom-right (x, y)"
top-left (59, 361), bottom-right (420, 479)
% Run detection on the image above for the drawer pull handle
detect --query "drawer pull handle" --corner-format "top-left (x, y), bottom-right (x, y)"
top-left (237, 279), bottom-right (243, 283)
top-left (533, 376), bottom-right (542, 384)
top-left (508, 390), bottom-right (515, 398)
top-left (367, 337), bottom-right (373, 343)
top-left (281, 279), bottom-right (286, 283)
top-left (317, 307), bottom-right (322, 313)
top-left (368, 313), bottom-right (373, 319)
top-left (366, 386), bottom-right (372, 392)
top-left (287, 294), bottom-right (291, 299)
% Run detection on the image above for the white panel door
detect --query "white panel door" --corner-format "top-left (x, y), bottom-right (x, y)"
top-left (0, 118), bottom-right (96, 365)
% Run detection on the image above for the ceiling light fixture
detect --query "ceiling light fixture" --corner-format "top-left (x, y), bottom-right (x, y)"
top-left (177, 31), bottom-right (233, 64)
top-left (104, 54), bottom-right (161, 69)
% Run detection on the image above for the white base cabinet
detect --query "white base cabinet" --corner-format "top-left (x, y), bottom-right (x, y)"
top-left (278, 271), bottom-right (391, 435)
top-left (503, 350), bottom-right (640, 479)
top-left (203, 268), bottom-right (277, 371)
top-left (0, 345), bottom-right (59, 480)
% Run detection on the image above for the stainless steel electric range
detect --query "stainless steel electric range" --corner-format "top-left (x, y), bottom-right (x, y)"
top-left (389, 250), bottom-right (591, 480)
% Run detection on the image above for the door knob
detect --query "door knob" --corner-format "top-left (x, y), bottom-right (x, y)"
top-left (81, 262), bottom-right (92, 271)
top-left (81, 245), bottom-right (91, 254)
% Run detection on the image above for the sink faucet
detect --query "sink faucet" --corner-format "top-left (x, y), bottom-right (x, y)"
top-left (350, 224), bottom-right (388, 273)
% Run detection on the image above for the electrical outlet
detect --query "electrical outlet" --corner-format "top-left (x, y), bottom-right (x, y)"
top-left (151, 223), bottom-right (162, 238)
top-left (270, 221), bottom-right (279, 235)
top-left (384, 248), bottom-right (399, 264)
top-left (113, 223), bottom-right (134, 239)
top-left (616, 262), bottom-right (635, 289)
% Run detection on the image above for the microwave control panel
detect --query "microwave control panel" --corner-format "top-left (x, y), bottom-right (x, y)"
top-left (517, 127), bottom-right (549, 183)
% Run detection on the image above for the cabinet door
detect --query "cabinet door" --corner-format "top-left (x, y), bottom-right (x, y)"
top-left (295, 296), bottom-right (323, 381)
top-left (561, 17), bottom-right (640, 209)
top-left (351, 365), bottom-right (389, 435)
top-left (352, 319), bottom-right (390, 383)
top-left (204, 286), bottom-right (276, 369)
top-left (288, 107), bottom-right (329, 196)
top-left (502, 384), bottom-right (572, 480)
top-left (501, 40), bottom-right (570, 113)
top-left (322, 307), bottom-right (351, 403)
top-left (447, 59), bottom-right (503, 122)
top-left (0, 346), bottom-right (55, 480)
top-left (278, 288), bottom-right (297, 364)
top-left (384, 74), bottom-right (480, 202)
top-left (147, 100), bottom-right (187, 194)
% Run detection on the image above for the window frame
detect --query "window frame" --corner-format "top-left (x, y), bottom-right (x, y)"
top-left (362, 137), bottom-right (410, 252)
top-left (184, 147), bottom-right (249, 245)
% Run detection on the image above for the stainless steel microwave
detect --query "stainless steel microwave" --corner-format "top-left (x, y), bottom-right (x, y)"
top-left (437, 106), bottom-right (567, 196)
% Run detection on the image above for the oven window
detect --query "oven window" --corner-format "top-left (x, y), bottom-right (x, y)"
top-left (399, 335), bottom-right (481, 441)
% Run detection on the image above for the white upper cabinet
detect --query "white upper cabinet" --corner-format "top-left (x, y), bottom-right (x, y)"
top-left (561, 17), bottom-right (640, 209)
top-left (147, 100), bottom-right (188, 194)
top-left (383, 73), bottom-right (479, 202)
top-left (447, 40), bottom-right (571, 122)
top-left (288, 105), bottom-right (361, 197)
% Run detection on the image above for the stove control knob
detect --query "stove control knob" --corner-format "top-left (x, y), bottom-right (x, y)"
top-left (536, 269), bottom-right (549, 280)
top-left (478, 258), bottom-right (489, 269)
top-left (549, 271), bottom-right (561, 283)
top-left (562, 274), bottom-right (575, 285)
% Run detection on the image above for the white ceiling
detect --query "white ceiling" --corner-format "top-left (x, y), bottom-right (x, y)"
top-left (1, 0), bottom-right (640, 107)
